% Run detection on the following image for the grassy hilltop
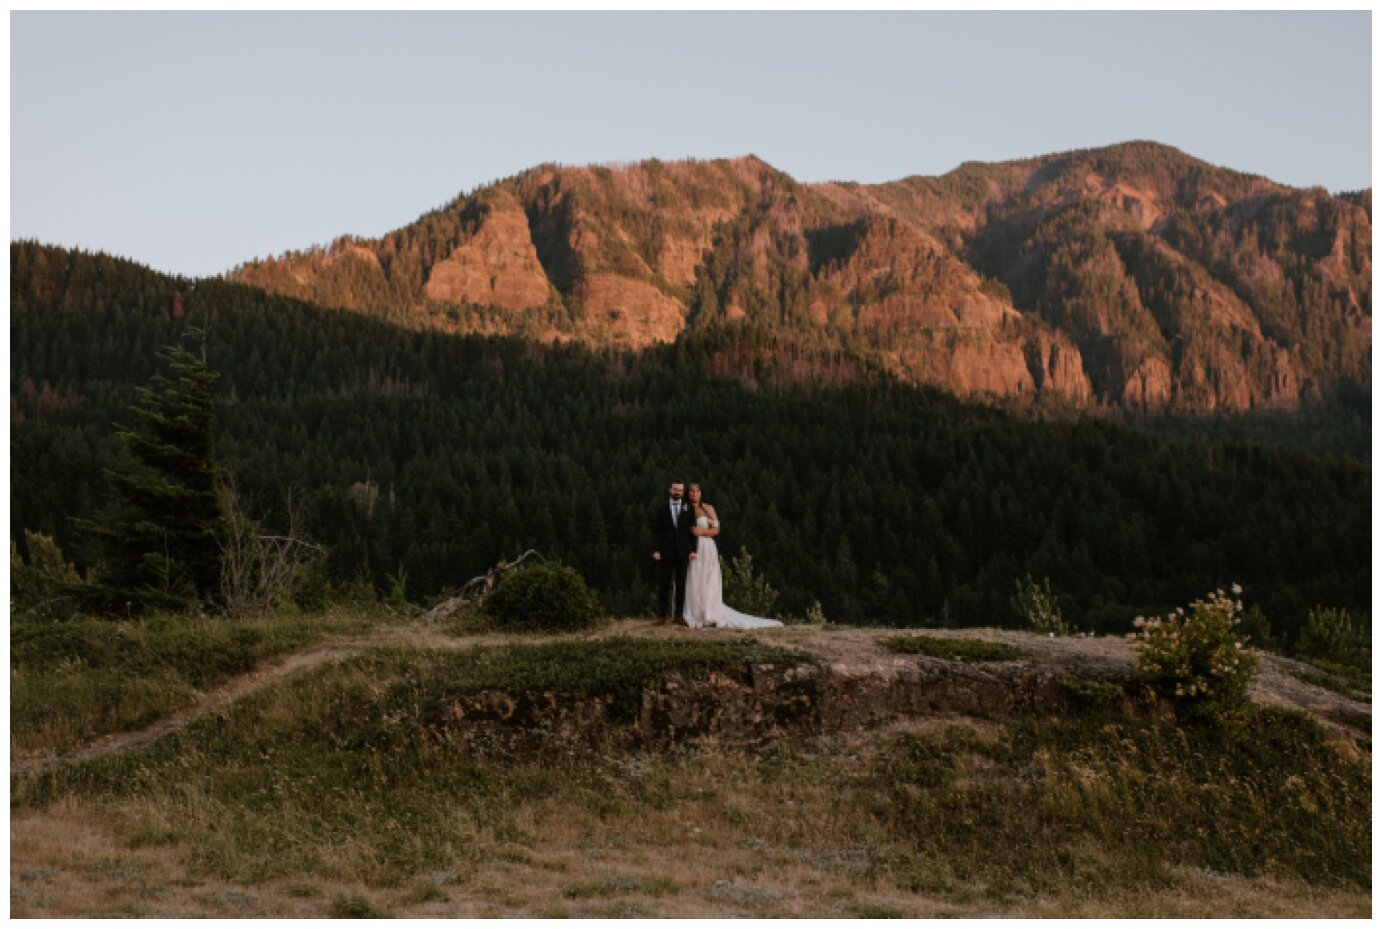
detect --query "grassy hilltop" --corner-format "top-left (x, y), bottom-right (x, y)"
top-left (10, 605), bottom-right (1371, 918)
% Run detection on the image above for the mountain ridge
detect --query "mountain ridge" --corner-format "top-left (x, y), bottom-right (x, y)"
top-left (224, 141), bottom-right (1364, 412)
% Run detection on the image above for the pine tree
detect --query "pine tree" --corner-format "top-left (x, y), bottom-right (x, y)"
top-left (82, 330), bottom-right (228, 613)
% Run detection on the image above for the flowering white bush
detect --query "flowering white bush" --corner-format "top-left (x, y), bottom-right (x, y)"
top-left (1131, 584), bottom-right (1257, 720)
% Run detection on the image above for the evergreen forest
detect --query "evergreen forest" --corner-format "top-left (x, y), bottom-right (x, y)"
top-left (10, 244), bottom-right (1371, 642)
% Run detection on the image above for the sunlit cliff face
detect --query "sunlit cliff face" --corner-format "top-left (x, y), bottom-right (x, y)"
top-left (231, 143), bottom-right (1370, 412)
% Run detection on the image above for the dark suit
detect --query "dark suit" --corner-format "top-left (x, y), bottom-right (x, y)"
top-left (651, 498), bottom-right (697, 619)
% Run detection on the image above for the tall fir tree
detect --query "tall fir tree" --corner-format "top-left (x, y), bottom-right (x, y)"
top-left (82, 330), bottom-right (228, 613)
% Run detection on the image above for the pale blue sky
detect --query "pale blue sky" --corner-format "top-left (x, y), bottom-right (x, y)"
top-left (10, 11), bottom-right (1372, 278)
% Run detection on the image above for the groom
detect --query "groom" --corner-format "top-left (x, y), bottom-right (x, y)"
top-left (651, 480), bottom-right (698, 625)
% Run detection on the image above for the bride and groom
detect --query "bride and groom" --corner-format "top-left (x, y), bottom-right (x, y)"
top-left (651, 481), bottom-right (783, 629)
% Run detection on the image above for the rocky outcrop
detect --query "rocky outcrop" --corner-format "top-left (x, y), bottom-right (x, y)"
top-left (1116, 355), bottom-right (1175, 411)
top-left (422, 193), bottom-right (552, 309)
top-left (891, 336), bottom-right (1040, 400)
top-left (634, 658), bottom-right (1103, 747)
top-left (425, 650), bottom-right (1141, 749)
top-left (1024, 337), bottom-right (1095, 404)
top-left (573, 274), bottom-right (688, 347)
top-left (1084, 174), bottom-right (1164, 230)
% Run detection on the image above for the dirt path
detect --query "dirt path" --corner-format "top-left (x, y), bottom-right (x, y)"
top-left (11, 621), bottom-right (1369, 779)
top-left (11, 626), bottom-right (424, 779)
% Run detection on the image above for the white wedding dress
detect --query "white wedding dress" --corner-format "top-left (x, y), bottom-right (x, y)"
top-left (683, 516), bottom-right (783, 629)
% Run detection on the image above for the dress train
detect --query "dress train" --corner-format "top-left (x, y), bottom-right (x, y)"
top-left (683, 516), bottom-right (783, 629)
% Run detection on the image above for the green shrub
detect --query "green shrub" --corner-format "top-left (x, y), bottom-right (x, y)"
top-left (883, 635), bottom-right (1021, 662)
top-left (1011, 574), bottom-right (1068, 635)
top-left (801, 600), bottom-right (830, 626)
top-left (1237, 603), bottom-right (1280, 652)
top-left (327, 894), bottom-right (392, 918)
top-left (11, 531), bottom-right (86, 620)
top-left (481, 562), bottom-right (602, 633)
top-left (722, 548), bottom-right (779, 619)
top-left (782, 599), bottom-right (829, 626)
top-left (1297, 606), bottom-right (1370, 672)
top-left (384, 564), bottom-right (409, 609)
top-left (1133, 586), bottom-right (1257, 722)
top-left (290, 551), bottom-right (333, 612)
top-left (1063, 679), bottom-right (1122, 708)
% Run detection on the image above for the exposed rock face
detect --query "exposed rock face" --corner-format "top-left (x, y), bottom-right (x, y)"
top-left (425, 653), bottom-right (1140, 749)
top-left (1117, 355), bottom-right (1175, 411)
top-left (890, 336), bottom-right (1040, 400)
top-left (228, 142), bottom-right (1370, 412)
top-left (422, 193), bottom-right (551, 309)
top-left (816, 218), bottom-right (1018, 334)
top-left (575, 275), bottom-right (688, 347)
top-left (1024, 337), bottom-right (1094, 404)
top-left (634, 659), bottom-right (1090, 747)
top-left (1085, 173), bottom-right (1164, 230)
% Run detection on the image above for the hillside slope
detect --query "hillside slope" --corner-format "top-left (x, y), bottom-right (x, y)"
top-left (230, 142), bottom-right (1371, 411)
top-left (10, 621), bottom-right (1370, 918)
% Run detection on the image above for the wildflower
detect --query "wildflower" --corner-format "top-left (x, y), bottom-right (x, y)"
top-left (1231, 583), bottom-right (1242, 595)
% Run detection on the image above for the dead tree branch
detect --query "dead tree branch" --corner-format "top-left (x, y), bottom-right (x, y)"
top-left (421, 549), bottom-right (543, 623)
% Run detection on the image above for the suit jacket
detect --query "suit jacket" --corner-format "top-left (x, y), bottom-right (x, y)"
top-left (651, 499), bottom-right (697, 561)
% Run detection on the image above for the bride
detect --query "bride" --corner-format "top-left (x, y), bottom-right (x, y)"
top-left (682, 484), bottom-right (783, 629)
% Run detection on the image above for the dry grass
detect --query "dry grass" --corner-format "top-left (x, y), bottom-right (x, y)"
top-left (11, 719), bottom-right (1370, 918)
